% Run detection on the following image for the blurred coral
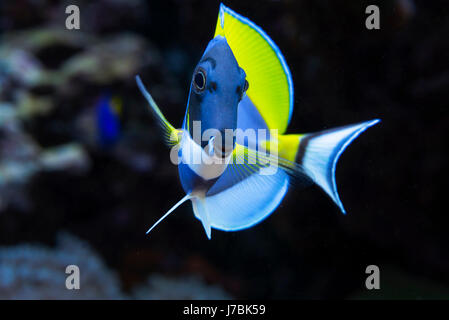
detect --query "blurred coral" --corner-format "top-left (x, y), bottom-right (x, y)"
top-left (0, 232), bottom-right (232, 300)
top-left (0, 232), bottom-right (123, 299)
top-left (132, 274), bottom-right (232, 300)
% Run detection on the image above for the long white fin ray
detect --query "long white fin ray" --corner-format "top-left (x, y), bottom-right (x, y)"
top-left (146, 194), bottom-right (191, 235)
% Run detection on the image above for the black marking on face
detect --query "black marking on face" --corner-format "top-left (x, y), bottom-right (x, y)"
top-left (209, 81), bottom-right (218, 93)
top-left (199, 57), bottom-right (216, 69)
top-left (237, 79), bottom-right (249, 101)
top-left (243, 79), bottom-right (249, 92)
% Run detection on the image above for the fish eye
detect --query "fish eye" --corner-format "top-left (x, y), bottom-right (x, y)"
top-left (193, 68), bottom-right (206, 92)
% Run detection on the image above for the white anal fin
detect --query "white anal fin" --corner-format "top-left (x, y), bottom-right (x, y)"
top-left (191, 197), bottom-right (212, 240)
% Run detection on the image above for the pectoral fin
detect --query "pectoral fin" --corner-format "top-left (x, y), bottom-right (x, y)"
top-left (136, 75), bottom-right (181, 146)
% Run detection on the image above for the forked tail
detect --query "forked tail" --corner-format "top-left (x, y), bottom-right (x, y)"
top-left (278, 119), bottom-right (380, 213)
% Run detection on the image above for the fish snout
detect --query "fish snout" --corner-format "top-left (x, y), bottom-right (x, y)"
top-left (211, 130), bottom-right (235, 158)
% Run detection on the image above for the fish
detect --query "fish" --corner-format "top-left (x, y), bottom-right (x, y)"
top-left (136, 4), bottom-right (380, 239)
top-left (96, 93), bottom-right (122, 147)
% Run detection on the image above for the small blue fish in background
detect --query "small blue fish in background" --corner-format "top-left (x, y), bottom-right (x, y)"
top-left (136, 4), bottom-right (380, 239)
top-left (96, 93), bottom-right (122, 148)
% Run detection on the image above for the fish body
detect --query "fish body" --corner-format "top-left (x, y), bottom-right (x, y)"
top-left (136, 4), bottom-right (380, 239)
top-left (96, 93), bottom-right (122, 147)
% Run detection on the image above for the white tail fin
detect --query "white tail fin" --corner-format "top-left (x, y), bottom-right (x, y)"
top-left (299, 119), bottom-right (380, 214)
top-left (146, 194), bottom-right (191, 235)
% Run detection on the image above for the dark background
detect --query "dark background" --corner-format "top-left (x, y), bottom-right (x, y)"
top-left (0, 0), bottom-right (447, 299)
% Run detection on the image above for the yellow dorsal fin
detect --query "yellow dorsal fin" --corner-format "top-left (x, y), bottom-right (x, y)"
top-left (214, 4), bottom-right (293, 134)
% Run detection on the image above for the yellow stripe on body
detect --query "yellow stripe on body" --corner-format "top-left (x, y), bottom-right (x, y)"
top-left (260, 134), bottom-right (303, 162)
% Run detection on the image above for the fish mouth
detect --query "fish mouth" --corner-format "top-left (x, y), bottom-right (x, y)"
top-left (206, 135), bottom-right (234, 159)
top-left (214, 145), bottom-right (233, 159)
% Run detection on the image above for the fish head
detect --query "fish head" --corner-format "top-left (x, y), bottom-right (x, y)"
top-left (187, 35), bottom-right (248, 157)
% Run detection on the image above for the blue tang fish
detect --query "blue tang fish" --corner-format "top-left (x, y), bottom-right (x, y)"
top-left (136, 4), bottom-right (380, 239)
top-left (96, 93), bottom-right (122, 147)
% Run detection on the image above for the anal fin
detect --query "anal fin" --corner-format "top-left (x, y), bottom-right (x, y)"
top-left (191, 197), bottom-right (212, 239)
